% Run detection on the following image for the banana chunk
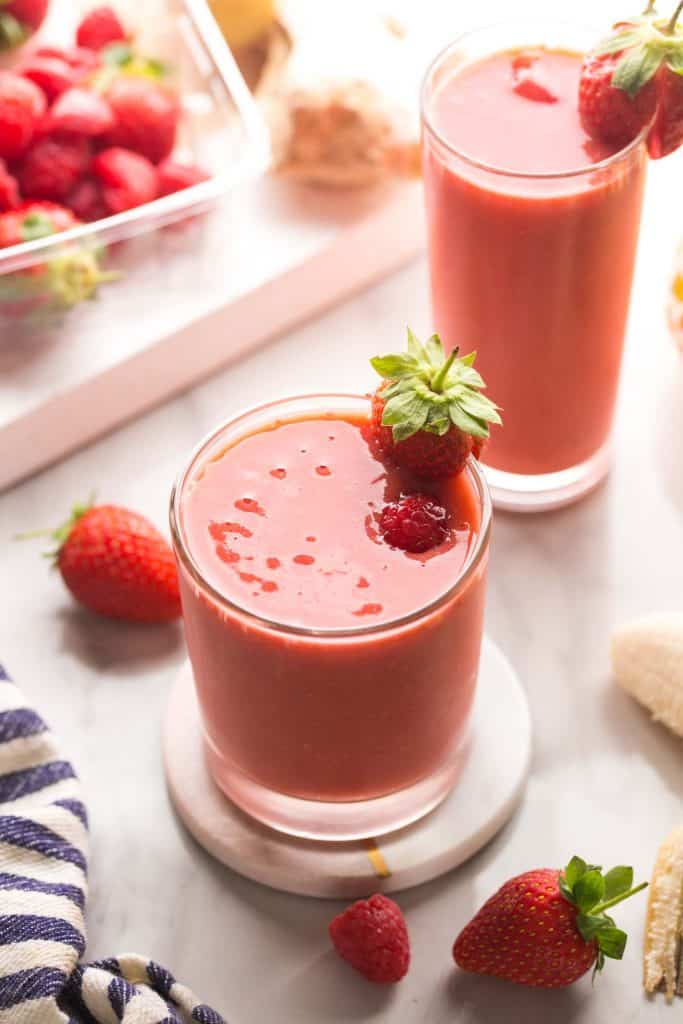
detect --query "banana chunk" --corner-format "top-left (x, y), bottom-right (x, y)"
top-left (611, 614), bottom-right (683, 738)
top-left (644, 826), bottom-right (683, 1000)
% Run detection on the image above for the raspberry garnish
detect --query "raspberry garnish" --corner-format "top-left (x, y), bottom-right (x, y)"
top-left (329, 894), bottom-right (410, 984)
top-left (379, 494), bottom-right (449, 554)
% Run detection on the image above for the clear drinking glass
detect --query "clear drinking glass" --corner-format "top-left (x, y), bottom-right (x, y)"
top-left (170, 395), bottom-right (491, 840)
top-left (421, 22), bottom-right (648, 512)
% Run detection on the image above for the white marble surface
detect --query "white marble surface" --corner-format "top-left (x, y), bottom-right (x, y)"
top-left (2, 150), bottom-right (683, 1024)
top-left (2, 243), bottom-right (683, 1021)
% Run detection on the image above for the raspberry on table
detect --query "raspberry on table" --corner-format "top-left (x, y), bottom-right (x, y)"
top-left (379, 494), bottom-right (449, 554)
top-left (329, 894), bottom-right (410, 984)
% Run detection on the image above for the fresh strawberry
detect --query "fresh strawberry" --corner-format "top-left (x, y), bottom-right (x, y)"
top-left (453, 856), bottom-right (648, 988)
top-left (76, 6), bottom-right (127, 52)
top-left (20, 56), bottom-right (77, 103)
top-left (66, 177), bottom-right (108, 221)
top-left (104, 76), bottom-right (180, 164)
top-left (156, 158), bottom-right (210, 196)
top-left (379, 495), bottom-right (449, 554)
top-left (579, 51), bottom-right (657, 147)
top-left (0, 201), bottom-right (116, 309)
top-left (0, 0), bottom-right (49, 51)
top-left (329, 895), bottom-right (410, 984)
top-left (24, 501), bottom-right (180, 623)
top-left (93, 146), bottom-right (157, 212)
top-left (647, 63), bottom-right (683, 156)
top-left (0, 71), bottom-right (46, 160)
top-left (368, 329), bottom-right (501, 480)
top-left (0, 160), bottom-right (20, 211)
top-left (48, 87), bottom-right (115, 137)
top-left (580, 3), bottom-right (683, 157)
top-left (18, 135), bottom-right (91, 202)
top-left (0, 200), bottom-right (79, 247)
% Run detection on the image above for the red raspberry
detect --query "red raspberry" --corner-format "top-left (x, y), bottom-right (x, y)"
top-left (20, 56), bottom-right (76, 102)
top-left (105, 77), bottom-right (180, 164)
top-left (93, 146), bottom-right (157, 213)
top-left (329, 894), bottom-right (410, 984)
top-left (67, 177), bottom-right (108, 222)
top-left (379, 494), bottom-right (449, 554)
top-left (76, 6), bottom-right (127, 51)
top-left (156, 158), bottom-right (210, 196)
top-left (18, 135), bottom-right (91, 202)
top-left (0, 159), bottom-right (20, 211)
top-left (49, 88), bottom-right (115, 137)
top-left (0, 71), bottom-right (46, 161)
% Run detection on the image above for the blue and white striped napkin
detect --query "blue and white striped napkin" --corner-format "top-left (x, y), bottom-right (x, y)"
top-left (0, 665), bottom-right (226, 1024)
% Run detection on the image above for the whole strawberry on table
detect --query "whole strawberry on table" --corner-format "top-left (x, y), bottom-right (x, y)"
top-left (23, 499), bottom-right (181, 624)
top-left (0, 5), bottom-right (209, 321)
top-left (579, 0), bottom-right (683, 157)
top-left (454, 856), bottom-right (648, 988)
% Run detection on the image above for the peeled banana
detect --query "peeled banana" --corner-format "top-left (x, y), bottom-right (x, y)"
top-left (611, 613), bottom-right (683, 738)
top-left (644, 826), bottom-right (683, 1000)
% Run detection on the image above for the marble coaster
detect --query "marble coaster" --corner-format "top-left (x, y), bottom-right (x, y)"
top-left (163, 638), bottom-right (531, 899)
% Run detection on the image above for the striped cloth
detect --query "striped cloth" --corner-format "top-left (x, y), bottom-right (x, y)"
top-left (0, 665), bottom-right (226, 1024)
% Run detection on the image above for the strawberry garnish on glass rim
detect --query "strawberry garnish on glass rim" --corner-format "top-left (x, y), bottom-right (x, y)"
top-left (368, 329), bottom-right (501, 480)
top-left (580, 0), bottom-right (683, 157)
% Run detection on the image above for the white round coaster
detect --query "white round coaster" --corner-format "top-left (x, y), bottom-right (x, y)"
top-left (163, 638), bottom-right (531, 899)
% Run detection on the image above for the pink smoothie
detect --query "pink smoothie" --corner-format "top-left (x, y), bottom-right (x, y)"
top-left (174, 401), bottom-right (489, 803)
top-left (423, 47), bottom-right (647, 475)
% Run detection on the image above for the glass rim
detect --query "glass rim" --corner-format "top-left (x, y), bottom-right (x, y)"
top-left (420, 19), bottom-right (649, 181)
top-left (169, 393), bottom-right (492, 640)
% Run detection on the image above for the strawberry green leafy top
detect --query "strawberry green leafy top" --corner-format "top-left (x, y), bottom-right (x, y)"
top-left (595, 0), bottom-right (683, 97)
top-left (559, 856), bottom-right (648, 976)
top-left (370, 329), bottom-right (501, 443)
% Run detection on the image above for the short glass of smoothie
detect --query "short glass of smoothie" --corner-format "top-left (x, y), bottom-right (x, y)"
top-left (421, 22), bottom-right (648, 511)
top-left (170, 394), bottom-right (491, 840)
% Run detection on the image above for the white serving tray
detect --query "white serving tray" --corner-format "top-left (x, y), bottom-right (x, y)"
top-left (0, 179), bottom-right (424, 491)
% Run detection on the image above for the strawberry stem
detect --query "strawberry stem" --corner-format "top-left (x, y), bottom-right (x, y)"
top-left (14, 528), bottom-right (54, 540)
top-left (592, 881), bottom-right (649, 915)
top-left (666, 0), bottom-right (683, 32)
top-left (431, 349), bottom-right (457, 393)
top-left (15, 495), bottom-right (96, 562)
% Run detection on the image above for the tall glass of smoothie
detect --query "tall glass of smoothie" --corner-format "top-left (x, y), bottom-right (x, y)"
top-left (421, 22), bottom-right (648, 511)
top-left (170, 394), bottom-right (491, 840)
